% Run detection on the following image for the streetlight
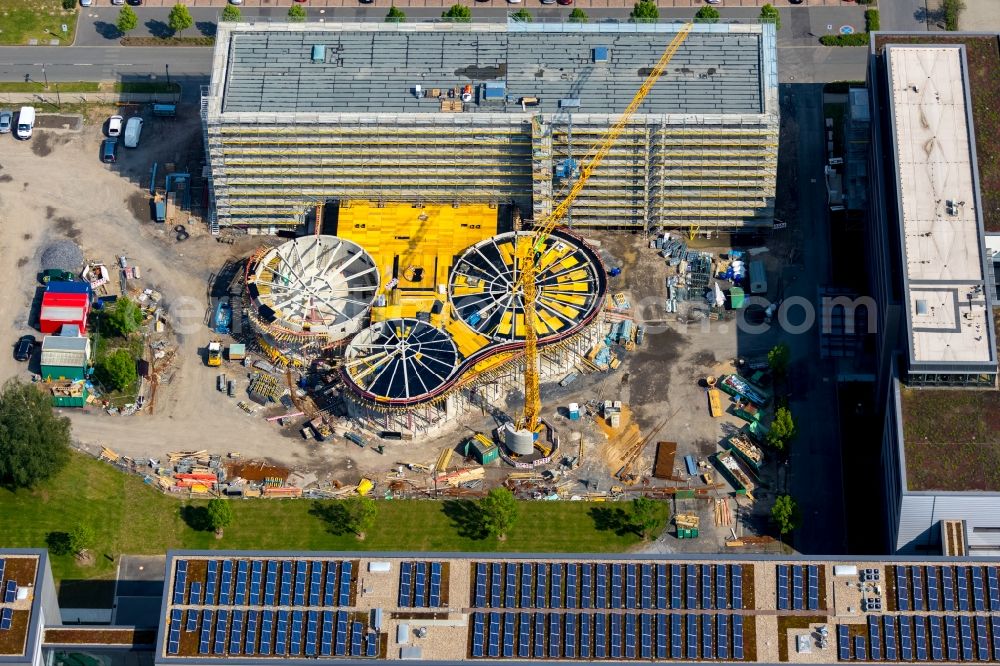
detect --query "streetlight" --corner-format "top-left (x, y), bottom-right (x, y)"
top-left (42, 67), bottom-right (48, 90)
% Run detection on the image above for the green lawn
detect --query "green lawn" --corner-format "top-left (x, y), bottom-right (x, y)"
top-left (0, 81), bottom-right (99, 93)
top-left (0, 452), bottom-right (670, 585)
top-left (0, 0), bottom-right (78, 46)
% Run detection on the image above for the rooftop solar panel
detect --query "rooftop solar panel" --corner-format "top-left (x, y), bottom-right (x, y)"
top-left (941, 566), bottom-right (955, 612)
top-left (580, 611), bottom-right (592, 659)
top-left (987, 566), bottom-right (1000, 611)
top-left (656, 613), bottom-right (668, 659)
top-left (278, 562), bottom-right (291, 607)
top-left (915, 616), bottom-right (927, 661)
top-left (624, 612), bottom-right (636, 659)
top-left (338, 561), bottom-right (352, 606)
top-left (777, 564), bottom-right (789, 611)
top-left (306, 610), bottom-right (319, 657)
top-left (687, 564), bottom-right (698, 610)
top-left (884, 616), bottom-right (897, 662)
top-left (732, 565), bottom-right (744, 609)
top-left (430, 561), bottom-right (443, 608)
top-left (242, 610), bottom-right (256, 656)
top-left (671, 564), bottom-right (682, 610)
top-left (334, 610), bottom-right (347, 657)
top-left (205, 561), bottom-right (218, 606)
top-left (309, 561), bottom-right (322, 607)
top-left (975, 616), bottom-right (989, 661)
top-left (703, 613), bottom-right (714, 660)
top-left (552, 563), bottom-right (564, 609)
top-left (366, 631), bottom-right (378, 658)
top-left (671, 613), bottom-right (683, 660)
top-left (686, 613), bottom-right (698, 660)
top-left (503, 612), bottom-right (515, 658)
top-left (350, 621), bottom-right (362, 657)
top-left (929, 616), bottom-right (943, 661)
top-left (715, 565), bottom-right (727, 610)
top-left (610, 612), bottom-right (622, 659)
top-left (0, 608), bottom-right (13, 632)
top-left (657, 565), bottom-right (668, 610)
top-left (474, 562), bottom-right (486, 608)
top-left (926, 566), bottom-right (940, 611)
top-left (565, 612), bottom-right (577, 659)
top-left (611, 564), bottom-right (623, 610)
top-left (956, 566), bottom-right (970, 611)
top-left (319, 611), bottom-right (332, 658)
top-left (471, 612), bottom-right (484, 658)
top-left (486, 608), bottom-right (500, 658)
top-left (913, 566), bottom-right (926, 612)
top-left (899, 616), bottom-right (912, 662)
top-left (566, 564), bottom-right (578, 609)
top-left (228, 610), bottom-right (244, 654)
top-left (415, 562), bottom-right (428, 609)
top-left (518, 612), bottom-right (530, 659)
top-left (534, 611), bottom-right (545, 659)
top-left (959, 615), bottom-right (972, 662)
top-left (324, 562), bottom-right (338, 607)
top-left (640, 612), bottom-right (652, 659)
top-left (189, 581), bottom-right (202, 606)
top-left (896, 566), bottom-right (911, 612)
top-left (277, 610), bottom-right (290, 656)
top-left (625, 564), bottom-right (637, 610)
top-left (701, 564), bottom-right (713, 610)
top-left (259, 611), bottom-right (273, 656)
top-left (399, 562), bottom-right (412, 608)
top-left (581, 564), bottom-right (592, 610)
top-left (838, 624), bottom-right (851, 661)
top-left (855, 635), bottom-right (867, 661)
top-left (186, 609), bottom-right (199, 632)
top-left (520, 563), bottom-right (533, 609)
top-left (719, 613), bottom-right (732, 661)
top-left (991, 616), bottom-right (1000, 660)
top-left (792, 565), bottom-right (804, 611)
top-left (504, 563), bottom-right (517, 609)
top-left (489, 563), bottom-right (501, 609)
top-left (549, 611), bottom-right (562, 658)
top-left (807, 565), bottom-right (819, 611)
top-left (596, 564), bottom-right (608, 609)
top-left (595, 612), bottom-right (607, 659)
top-left (641, 564), bottom-right (652, 610)
top-left (971, 566), bottom-right (986, 612)
top-left (869, 614), bottom-right (881, 661)
top-left (291, 610), bottom-right (304, 656)
top-left (536, 564), bottom-right (549, 610)
top-left (944, 616), bottom-right (959, 662)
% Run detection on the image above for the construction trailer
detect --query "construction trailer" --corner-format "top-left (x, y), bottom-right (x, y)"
top-left (202, 22), bottom-right (778, 233)
top-left (465, 435), bottom-right (499, 465)
top-left (39, 292), bottom-right (89, 335)
top-left (40, 329), bottom-right (91, 382)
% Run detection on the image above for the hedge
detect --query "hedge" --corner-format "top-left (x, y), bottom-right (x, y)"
top-left (819, 33), bottom-right (870, 47)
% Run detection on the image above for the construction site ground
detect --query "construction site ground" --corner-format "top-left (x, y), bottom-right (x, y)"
top-left (0, 105), bottom-right (786, 555)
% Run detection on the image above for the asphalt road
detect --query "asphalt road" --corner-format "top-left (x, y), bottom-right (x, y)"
top-left (878, 0), bottom-right (929, 30)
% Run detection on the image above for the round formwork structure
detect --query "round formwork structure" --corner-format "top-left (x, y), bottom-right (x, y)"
top-left (448, 230), bottom-right (605, 343)
top-left (342, 318), bottom-right (460, 404)
top-left (245, 235), bottom-right (379, 365)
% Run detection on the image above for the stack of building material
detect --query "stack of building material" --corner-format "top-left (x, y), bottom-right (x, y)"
top-left (248, 372), bottom-right (280, 404)
top-left (435, 467), bottom-right (485, 487)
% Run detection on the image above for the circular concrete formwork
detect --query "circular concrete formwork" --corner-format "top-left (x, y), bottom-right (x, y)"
top-left (342, 318), bottom-right (460, 404)
top-left (448, 230), bottom-right (605, 344)
top-left (245, 235), bottom-right (379, 361)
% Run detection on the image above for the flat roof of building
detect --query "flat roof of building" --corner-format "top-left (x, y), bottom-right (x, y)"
top-left (157, 550), bottom-right (1000, 665)
top-left (0, 552), bottom-right (43, 661)
top-left (213, 22), bottom-right (770, 117)
top-left (885, 45), bottom-right (995, 371)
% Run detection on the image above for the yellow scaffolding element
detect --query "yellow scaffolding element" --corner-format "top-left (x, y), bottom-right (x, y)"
top-left (336, 201), bottom-right (498, 321)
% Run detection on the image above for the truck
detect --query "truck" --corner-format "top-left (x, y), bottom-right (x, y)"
top-left (206, 341), bottom-right (223, 367)
top-left (16, 106), bottom-right (34, 140)
top-left (123, 117), bottom-right (143, 148)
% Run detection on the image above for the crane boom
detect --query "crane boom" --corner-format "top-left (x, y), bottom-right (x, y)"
top-left (518, 24), bottom-right (693, 432)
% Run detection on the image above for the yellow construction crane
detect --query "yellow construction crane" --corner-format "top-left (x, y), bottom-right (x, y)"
top-left (515, 23), bottom-right (694, 433)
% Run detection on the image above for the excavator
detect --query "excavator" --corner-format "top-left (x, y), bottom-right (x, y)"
top-left (513, 23), bottom-right (694, 435)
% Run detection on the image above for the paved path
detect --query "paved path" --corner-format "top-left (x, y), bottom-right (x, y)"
top-left (89, 0), bottom-right (867, 8)
top-left (878, 0), bottom-right (929, 30)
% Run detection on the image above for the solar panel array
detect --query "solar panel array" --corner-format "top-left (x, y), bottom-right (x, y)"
top-left (838, 615), bottom-right (1000, 662)
top-left (895, 566), bottom-right (1000, 614)
top-left (472, 562), bottom-right (743, 611)
top-left (166, 558), bottom-right (375, 659)
top-left (398, 562), bottom-right (444, 608)
top-left (470, 611), bottom-right (748, 660)
top-left (776, 564), bottom-right (821, 611)
top-left (0, 558), bottom-right (13, 632)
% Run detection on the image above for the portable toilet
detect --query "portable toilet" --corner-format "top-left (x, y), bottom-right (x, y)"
top-left (568, 402), bottom-right (580, 420)
top-left (749, 261), bottom-right (767, 294)
top-left (729, 287), bottom-right (746, 310)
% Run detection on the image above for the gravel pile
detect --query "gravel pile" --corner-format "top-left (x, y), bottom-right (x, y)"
top-left (40, 239), bottom-right (83, 271)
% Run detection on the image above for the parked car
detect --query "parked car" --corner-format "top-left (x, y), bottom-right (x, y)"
top-left (123, 117), bottom-right (143, 148)
top-left (126, 0), bottom-right (142, 5)
top-left (14, 335), bottom-right (36, 362)
top-left (557, 0), bottom-right (573, 5)
top-left (101, 138), bottom-right (119, 163)
top-left (80, 0), bottom-right (92, 5)
top-left (40, 269), bottom-right (76, 284)
top-left (108, 115), bottom-right (123, 137)
top-left (111, 0), bottom-right (124, 4)
top-left (0, 110), bottom-right (11, 134)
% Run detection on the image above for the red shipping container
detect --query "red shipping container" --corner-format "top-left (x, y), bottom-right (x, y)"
top-left (40, 292), bottom-right (89, 334)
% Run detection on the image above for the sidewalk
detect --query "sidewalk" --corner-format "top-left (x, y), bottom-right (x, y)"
top-left (92, 0), bottom-right (862, 9)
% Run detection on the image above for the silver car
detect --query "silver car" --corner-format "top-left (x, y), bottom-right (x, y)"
top-left (0, 110), bottom-right (11, 134)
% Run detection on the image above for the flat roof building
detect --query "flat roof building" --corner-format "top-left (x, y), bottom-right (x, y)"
top-left (203, 21), bottom-right (778, 232)
top-left (867, 35), bottom-right (1000, 554)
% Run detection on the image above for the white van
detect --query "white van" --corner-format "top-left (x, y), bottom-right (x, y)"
top-left (123, 117), bottom-right (143, 148)
top-left (16, 106), bottom-right (34, 139)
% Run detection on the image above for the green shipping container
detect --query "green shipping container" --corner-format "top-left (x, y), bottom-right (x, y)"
top-left (52, 387), bottom-right (88, 408)
top-left (468, 438), bottom-right (499, 465)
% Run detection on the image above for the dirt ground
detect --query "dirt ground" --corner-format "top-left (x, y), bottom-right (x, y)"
top-left (0, 106), bottom-right (783, 553)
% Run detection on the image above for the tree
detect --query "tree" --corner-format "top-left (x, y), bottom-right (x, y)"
top-left (68, 523), bottom-right (95, 555)
top-left (116, 5), bottom-right (138, 35)
top-left (628, 497), bottom-right (661, 540)
top-left (694, 5), bottom-right (720, 22)
top-left (630, 0), bottom-right (658, 22)
top-left (510, 7), bottom-right (533, 21)
top-left (96, 349), bottom-right (138, 392)
top-left (479, 487), bottom-right (518, 539)
top-left (287, 4), bottom-right (307, 21)
top-left (206, 499), bottom-right (234, 537)
top-left (62, 0), bottom-right (75, 10)
top-left (770, 494), bottom-right (801, 538)
top-left (103, 297), bottom-right (143, 337)
top-left (385, 5), bottom-right (406, 22)
top-left (568, 7), bottom-right (588, 22)
top-left (221, 5), bottom-right (243, 22)
top-left (0, 380), bottom-right (71, 489)
top-left (168, 3), bottom-right (194, 36)
top-left (941, 0), bottom-right (964, 29)
top-left (766, 406), bottom-right (797, 453)
top-left (767, 342), bottom-right (790, 379)
top-left (344, 496), bottom-right (377, 538)
top-left (758, 3), bottom-right (780, 30)
top-left (442, 4), bottom-right (472, 22)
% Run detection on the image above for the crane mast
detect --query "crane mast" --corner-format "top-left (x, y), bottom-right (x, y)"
top-left (517, 24), bottom-right (694, 432)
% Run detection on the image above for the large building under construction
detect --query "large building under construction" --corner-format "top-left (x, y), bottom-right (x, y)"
top-left (202, 21), bottom-right (778, 232)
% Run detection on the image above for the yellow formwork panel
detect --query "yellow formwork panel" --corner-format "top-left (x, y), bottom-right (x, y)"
top-left (445, 319), bottom-right (491, 359)
top-left (337, 200), bottom-right (499, 316)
